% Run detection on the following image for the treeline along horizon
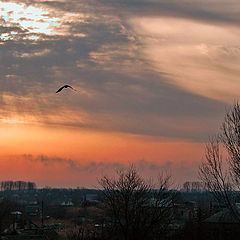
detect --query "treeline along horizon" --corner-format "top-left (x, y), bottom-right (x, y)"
top-left (0, 181), bottom-right (36, 191)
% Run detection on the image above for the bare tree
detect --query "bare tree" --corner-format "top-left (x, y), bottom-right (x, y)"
top-left (65, 227), bottom-right (86, 240)
top-left (99, 165), bottom-right (175, 240)
top-left (199, 102), bottom-right (240, 221)
top-left (0, 198), bottom-right (20, 232)
top-left (0, 181), bottom-right (36, 191)
top-left (65, 225), bottom-right (105, 240)
top-left (183, 181), bottom-right (191, 192)
top-left (221, 103), bottom-right (240, 182)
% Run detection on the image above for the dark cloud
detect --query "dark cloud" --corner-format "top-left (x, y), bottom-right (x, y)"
top-left (12, 154), bottom-right (199, 186)
top-left (22, 154), bottom-right (171, 173)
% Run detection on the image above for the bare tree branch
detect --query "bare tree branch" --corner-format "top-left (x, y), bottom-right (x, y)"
top-left (98, 165), bottom-right (176, 240)
top-left (199, 102), bottom-right (240, 222)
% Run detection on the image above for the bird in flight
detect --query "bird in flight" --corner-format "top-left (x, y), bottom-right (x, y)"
top-left (56, 85), bottom-right (77, 93)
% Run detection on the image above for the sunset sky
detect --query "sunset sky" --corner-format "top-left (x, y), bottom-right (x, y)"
top-left (0, 0), bottom-right (239, 187)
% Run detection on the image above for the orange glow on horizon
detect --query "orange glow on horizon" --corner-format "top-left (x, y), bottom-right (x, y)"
top-left (0, 123), bottom-right (204, 162)
top-left (0, 122), bottom-right (204, 187)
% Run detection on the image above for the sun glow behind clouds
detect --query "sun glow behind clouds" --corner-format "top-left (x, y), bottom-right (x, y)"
top-left (0, 2), bottom-right (60, 39)
top-left (0, 1), bottom-right (86, 41)
top-left (0, 118), bottom-right (25, 124)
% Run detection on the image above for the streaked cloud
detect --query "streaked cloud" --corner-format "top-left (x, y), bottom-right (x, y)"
top-left (130, 16), bottom-right (240, 102)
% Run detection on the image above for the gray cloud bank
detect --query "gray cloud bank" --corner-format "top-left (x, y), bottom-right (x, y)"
top-left (13, 154), bottom-right (199, 187)
top-left (22, 154), bottom-right (172, 173)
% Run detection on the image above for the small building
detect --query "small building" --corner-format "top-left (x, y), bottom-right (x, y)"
top-left (61, 200), bottom-right (74, 206)
top-left (86, 194), bottom-right (98, 201)
top-left (202, 207), bottom-right (240, 240)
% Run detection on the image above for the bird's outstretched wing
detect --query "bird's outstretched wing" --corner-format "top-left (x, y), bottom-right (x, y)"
top-left (65, 85), bottom-right (77, 91)
top-left (56, 84), bottom-right (77, 93)
top-left (56, 86), bottom-right (65, 93)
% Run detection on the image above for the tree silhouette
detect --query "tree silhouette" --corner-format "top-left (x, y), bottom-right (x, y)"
top-left (199, 102), bottom-right (240, 221)
top-left (99, 165), bottom-right (176, 240)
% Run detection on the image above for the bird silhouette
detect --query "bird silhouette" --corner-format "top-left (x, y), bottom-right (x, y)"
top-left (56, 85), bottom-right (76, 93)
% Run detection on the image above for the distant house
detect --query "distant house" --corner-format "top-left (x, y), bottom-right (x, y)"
top-left (86, 194), bottom-right (98, 201)
top-left (173, 201), bottom-right (197, 222)
top-left (202, 207), bottom-right (240, 240)
top-left (28, 200), bottom-right (38, 205)
top-left (82, 194), bottom-right (100, 207)
top-left (3, 220), bottom-right (59, 240)
top-left (61, 200), bottom-right (74, 206)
